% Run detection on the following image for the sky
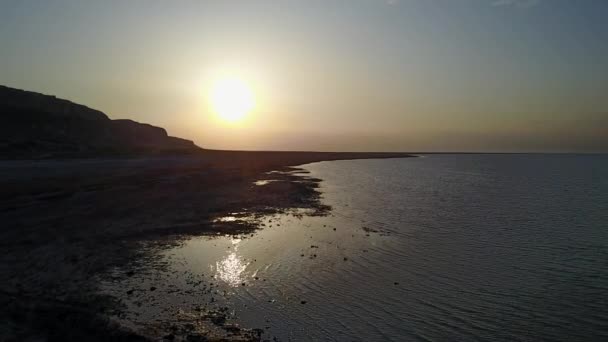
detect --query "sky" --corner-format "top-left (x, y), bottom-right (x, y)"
top-left (1, 0), bottom-right (607, 152)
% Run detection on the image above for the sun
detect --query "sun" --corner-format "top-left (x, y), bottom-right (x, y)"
top-left (210, 77), bottom-right (254, 122)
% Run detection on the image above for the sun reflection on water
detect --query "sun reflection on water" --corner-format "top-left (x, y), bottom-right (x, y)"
top-left (215, 239), bottom-right (249, 287)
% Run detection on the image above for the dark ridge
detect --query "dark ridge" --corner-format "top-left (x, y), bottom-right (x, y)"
top-left (0, 85), bottom-right (201, 159)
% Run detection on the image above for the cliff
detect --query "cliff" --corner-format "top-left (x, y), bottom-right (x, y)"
top-left (0, 85), bottom-right (201, 158)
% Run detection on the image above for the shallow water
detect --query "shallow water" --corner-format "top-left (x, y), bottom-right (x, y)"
top-left (105, 154), bottom-right (608, 341)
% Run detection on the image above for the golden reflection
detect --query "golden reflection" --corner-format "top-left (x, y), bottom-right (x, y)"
top-left (215, 239), bottom-right (249, 287)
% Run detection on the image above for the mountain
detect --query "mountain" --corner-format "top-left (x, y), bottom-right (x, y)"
top-left (0, 85), bottom-right (201, 158)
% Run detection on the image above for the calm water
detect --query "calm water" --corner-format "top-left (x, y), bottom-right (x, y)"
top-left (105, 154), bottom-right (608, 341)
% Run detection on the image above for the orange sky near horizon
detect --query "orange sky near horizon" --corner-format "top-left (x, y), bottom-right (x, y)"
top-left (1, 0), bottom-right (607, 152)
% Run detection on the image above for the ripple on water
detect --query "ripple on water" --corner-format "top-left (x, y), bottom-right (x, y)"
top-left (101, 155), bottom-right (608, 341)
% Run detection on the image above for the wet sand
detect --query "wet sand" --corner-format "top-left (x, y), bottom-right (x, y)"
top-left (0, 150), bottom-right (412, 341)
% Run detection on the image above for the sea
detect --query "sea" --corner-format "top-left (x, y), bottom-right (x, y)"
top-left (105, 154), bottom-right (608, 341)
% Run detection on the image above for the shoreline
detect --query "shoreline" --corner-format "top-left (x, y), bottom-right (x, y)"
top-left (0, 151), bottom-right (414, 341)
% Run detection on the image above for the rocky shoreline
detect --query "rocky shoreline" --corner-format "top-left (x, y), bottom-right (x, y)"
top-left (1, 152), bottom-right (413, 341)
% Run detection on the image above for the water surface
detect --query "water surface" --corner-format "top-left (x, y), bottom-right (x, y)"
top-left (105, 154), bottom-right (608, 341)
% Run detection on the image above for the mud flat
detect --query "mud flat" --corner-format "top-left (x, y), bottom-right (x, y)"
top-left (0, 151), bottom-right (412, 341)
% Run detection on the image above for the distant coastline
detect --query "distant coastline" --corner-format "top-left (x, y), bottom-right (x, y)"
top-left (0, 85), bottom-right (200, 159)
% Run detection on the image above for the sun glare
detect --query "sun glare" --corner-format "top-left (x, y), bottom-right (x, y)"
top-left (210, 77), bottom-right (254, 122)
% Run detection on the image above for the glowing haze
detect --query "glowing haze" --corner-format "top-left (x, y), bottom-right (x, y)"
top-left (1, 0), bottom-right (607, 152)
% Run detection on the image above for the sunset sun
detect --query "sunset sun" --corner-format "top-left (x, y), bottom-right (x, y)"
top-left (210, 77), bottom-right (254, 122)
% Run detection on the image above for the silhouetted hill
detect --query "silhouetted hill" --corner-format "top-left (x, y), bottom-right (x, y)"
top-left (0, 85), bottom-right (201, 158)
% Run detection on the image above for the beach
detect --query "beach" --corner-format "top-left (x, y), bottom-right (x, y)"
top-left (0, 151), bottom-right (412, 341)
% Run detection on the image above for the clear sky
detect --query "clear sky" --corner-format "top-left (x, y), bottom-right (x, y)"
top-left (1, 0), bottom-right (607, 152)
